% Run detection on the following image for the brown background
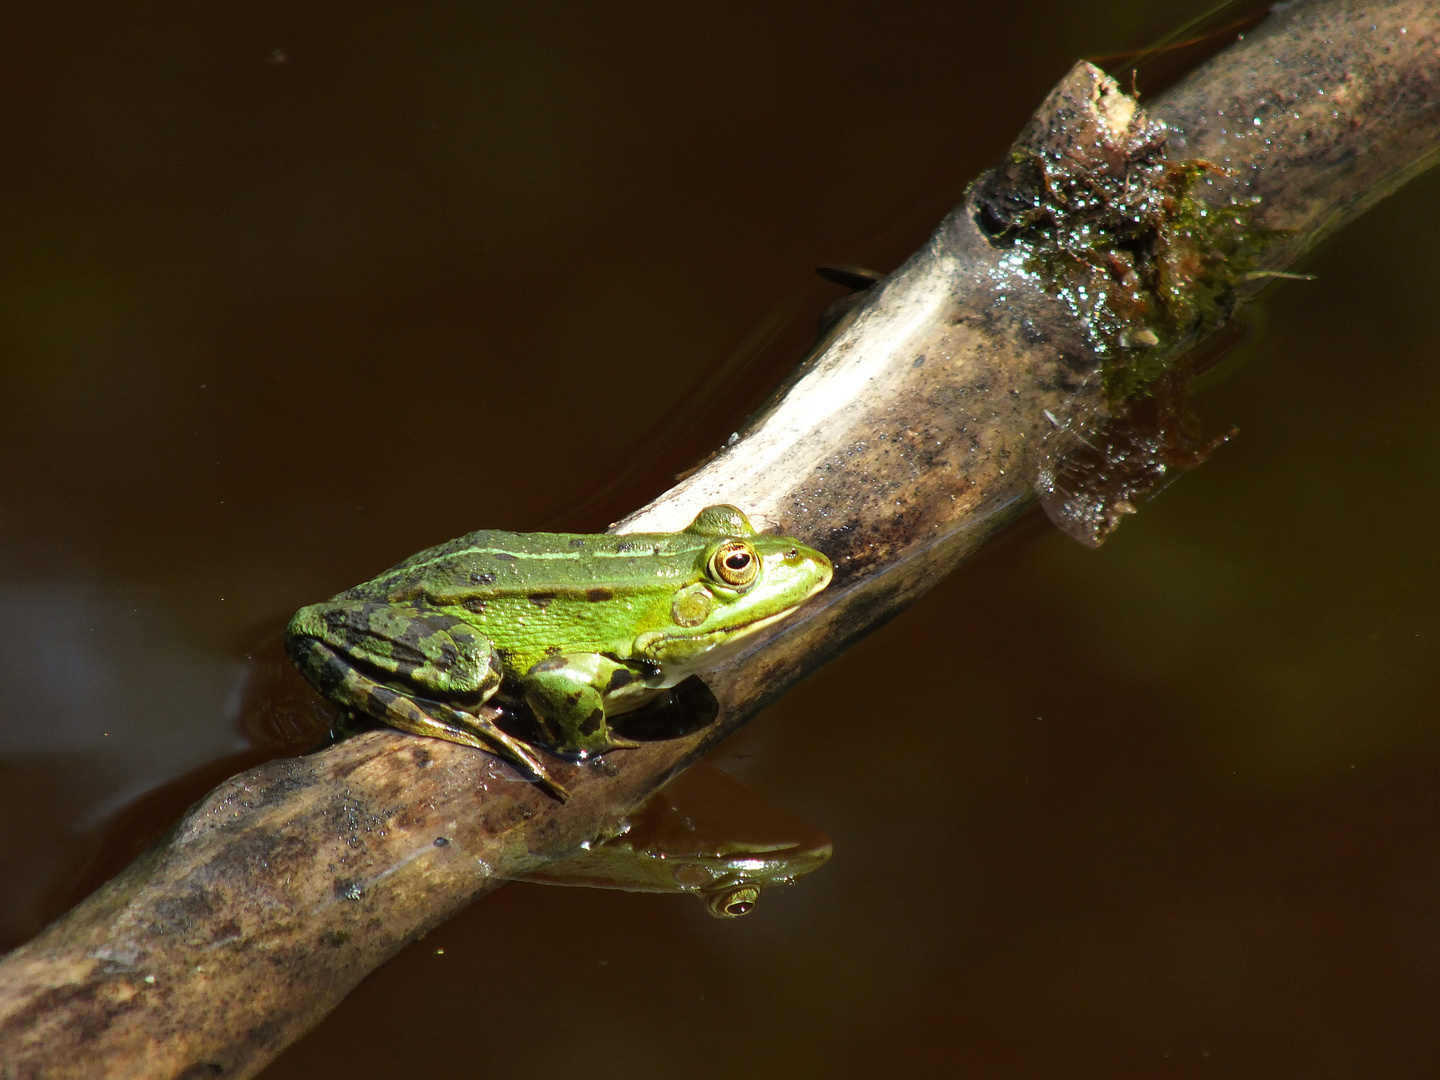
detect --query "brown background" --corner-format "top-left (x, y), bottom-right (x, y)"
top-left (2, 1), bottom-right (1439, 1077)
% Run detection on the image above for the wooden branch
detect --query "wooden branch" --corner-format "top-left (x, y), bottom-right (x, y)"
top-left (3, 2), bottom-right (1438, 1077)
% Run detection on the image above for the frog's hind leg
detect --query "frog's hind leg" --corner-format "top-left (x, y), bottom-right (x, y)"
top-left (370, 687), bottom-right (570, 802)
top-left (289, 635), bottom-right (569, 800)
top-left (417, 696), bottom-right (571, 802)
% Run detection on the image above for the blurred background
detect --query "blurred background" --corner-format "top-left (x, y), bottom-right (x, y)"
top-left (2, 1), bottom-right (1439, 1076)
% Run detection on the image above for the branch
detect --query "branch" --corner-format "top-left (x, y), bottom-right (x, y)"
top-left (3, 2), bottom-right (1437, 1076)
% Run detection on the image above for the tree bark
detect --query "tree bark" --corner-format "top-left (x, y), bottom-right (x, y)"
top-left (3, 2), bottom-right (1438, 1077)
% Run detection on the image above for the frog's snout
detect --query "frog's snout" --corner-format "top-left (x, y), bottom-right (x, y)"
top-left (813, 552), bottom-right (834, 592)
top-left (789, 543), bottom-right (833, 597)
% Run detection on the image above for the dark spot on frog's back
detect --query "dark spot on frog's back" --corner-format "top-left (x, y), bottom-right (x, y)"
top-left (470, 571), bottom-right (496, 586)
top-left (493, 552), bottom-right (518, 562)
top-left (585, 587), bottom-right (614, 602)
top-left (606, 667), bottom-right (635, 692)
top-left (615, 540), bottom-right (636, 553)
top-left (463, 596), bottom-right (486, 615)
top-left (528, 592), bottom-right (556, 611)
top-left (568, 538), bottom-right (585, 549)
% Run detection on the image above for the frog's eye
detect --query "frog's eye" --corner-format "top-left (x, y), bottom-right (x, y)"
top-left (705, 883), bottom-right (761, 919)
top-left (709, 540), bottom-right (759, 589)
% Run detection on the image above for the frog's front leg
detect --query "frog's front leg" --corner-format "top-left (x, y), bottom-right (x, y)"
top-left (522, 653), bottom-right (646, 757)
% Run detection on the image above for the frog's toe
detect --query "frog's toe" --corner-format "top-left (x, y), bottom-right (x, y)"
top-left (566, 717), bottom-right (642, 756)
top-left (546, 729), bottom-right (639, 760)
top-left (435, 702), bottom-right (571, 801)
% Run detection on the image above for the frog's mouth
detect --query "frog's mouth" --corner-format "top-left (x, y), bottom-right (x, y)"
top-left (635, 581), bottom-right (829, 680)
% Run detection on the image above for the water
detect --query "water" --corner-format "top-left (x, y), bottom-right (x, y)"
top-left (4, 1), bottom-right (1439, 1076)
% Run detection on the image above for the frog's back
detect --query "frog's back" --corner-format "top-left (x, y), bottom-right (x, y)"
top-left (339, 528), bottom-right (706, 602)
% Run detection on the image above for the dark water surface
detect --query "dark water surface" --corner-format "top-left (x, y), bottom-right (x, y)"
top-left (3, 2), bottom-right (1439, 1076)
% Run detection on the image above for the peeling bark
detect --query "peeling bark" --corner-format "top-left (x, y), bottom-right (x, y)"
top-left (3, 2), bottom-right (1438, 1077)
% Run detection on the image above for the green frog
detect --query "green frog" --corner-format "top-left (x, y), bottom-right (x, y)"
top-left (285, 505), bottom-right (831, 799)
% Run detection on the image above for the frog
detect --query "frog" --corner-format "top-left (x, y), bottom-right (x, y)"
top-left (520, 759), bottom-right (832, 917)
top-left (285, 504), bottom-right (832, 800)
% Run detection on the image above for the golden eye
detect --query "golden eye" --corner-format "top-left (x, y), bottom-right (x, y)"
top-left (709, 540), bottom-right (758, 588)
top-left (705, 883), bottom-right (761, 919)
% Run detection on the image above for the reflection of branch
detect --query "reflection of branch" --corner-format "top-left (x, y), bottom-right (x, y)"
top-left (3, 3), bottom-right (1438, 1075)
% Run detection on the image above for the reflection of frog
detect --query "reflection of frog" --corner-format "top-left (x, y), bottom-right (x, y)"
top-left (522, 760), bottom-right (832, 917)
top-left (286, 505), bottom-right (832, 798)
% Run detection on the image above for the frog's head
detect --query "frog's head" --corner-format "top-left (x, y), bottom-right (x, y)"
top-left (633, 504), bottom-right (832, 675)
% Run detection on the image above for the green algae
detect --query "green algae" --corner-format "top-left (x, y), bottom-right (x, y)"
top-left (974, 116), bottom-right (1276, 402)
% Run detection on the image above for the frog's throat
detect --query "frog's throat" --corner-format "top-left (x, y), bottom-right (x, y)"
top-left (633, 605), bottom-right (803, 679)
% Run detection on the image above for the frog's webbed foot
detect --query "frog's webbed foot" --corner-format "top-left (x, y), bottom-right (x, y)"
top-left (429, 699), bottom-right (571, 802)
top-left (532, 729), bottom-right (642, 762)
top-left (374, 687), bottom-right (570, 801)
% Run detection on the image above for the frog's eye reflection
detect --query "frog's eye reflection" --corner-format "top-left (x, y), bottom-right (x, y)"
top-left (709, 541), bottom-right (759, 588)
top-left (705, 883), bottom-right (761, 919)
